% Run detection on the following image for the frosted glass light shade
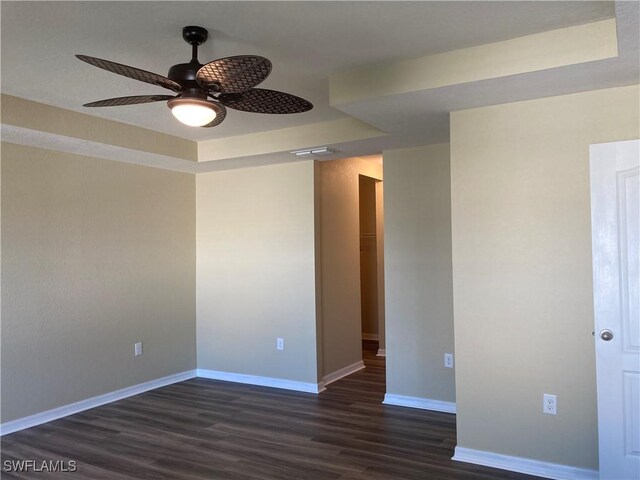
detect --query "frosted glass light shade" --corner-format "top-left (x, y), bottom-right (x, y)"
top-left (168, 98), bottom-right (217, 127)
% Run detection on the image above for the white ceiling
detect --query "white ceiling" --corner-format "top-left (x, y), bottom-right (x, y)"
top-left (1, 1), bottom-right (618, 142)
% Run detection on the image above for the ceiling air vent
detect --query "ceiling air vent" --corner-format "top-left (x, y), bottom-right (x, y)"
top-left (291, 147), bottom-right (336, 158)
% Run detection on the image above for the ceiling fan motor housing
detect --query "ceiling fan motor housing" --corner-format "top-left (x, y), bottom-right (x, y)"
top-left (168, 61), bottom-right (203, 90)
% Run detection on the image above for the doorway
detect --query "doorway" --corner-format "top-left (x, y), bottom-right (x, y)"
top-left (359, 175), bottom-right (384, 357)
top-left (316, 156), bottom-right (384, 389)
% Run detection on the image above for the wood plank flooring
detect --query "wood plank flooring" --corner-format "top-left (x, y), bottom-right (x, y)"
top-left (1, 350), bottom-right (542, 479)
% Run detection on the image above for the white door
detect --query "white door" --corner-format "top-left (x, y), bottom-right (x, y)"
top-left (590, 139), bottom-right (640, 480)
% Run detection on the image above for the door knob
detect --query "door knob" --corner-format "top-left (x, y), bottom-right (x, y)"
top-left (600, 329), bottom-right (614, 341)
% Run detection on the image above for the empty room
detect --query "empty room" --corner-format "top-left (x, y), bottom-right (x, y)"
top-left (1, 2), bottom-right (639, 479)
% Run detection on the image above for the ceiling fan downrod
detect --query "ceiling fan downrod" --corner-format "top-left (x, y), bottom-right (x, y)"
top-left (182, 25), bottom-right (208, 63)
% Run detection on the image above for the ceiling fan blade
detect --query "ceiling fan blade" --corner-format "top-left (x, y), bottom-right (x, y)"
top-left (83, 95), bottom-right (176, 107)
top-left (218, 88), bottom-right (313, 114)
top-left (196, 56), bottom-right (271, 94)
top-left (76, 55), bottom-right (181, 92)
top-left (201, 103), bottom-right (227, 128)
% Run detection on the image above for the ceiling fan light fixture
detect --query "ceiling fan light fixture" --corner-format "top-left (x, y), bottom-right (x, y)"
top-left (168, 97), bottom-right (220, 127)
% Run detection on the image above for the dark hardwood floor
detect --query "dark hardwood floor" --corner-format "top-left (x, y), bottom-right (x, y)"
top-left (1, 350), bottom-right (542, 479)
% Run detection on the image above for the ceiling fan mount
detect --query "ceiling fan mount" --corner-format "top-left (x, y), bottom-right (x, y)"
top-left (76, 25), bottom-right (313, 128)
top-left (181, 25), bottom-right (208, 46)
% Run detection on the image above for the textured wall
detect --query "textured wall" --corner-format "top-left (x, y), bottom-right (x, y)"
top-left (450, 84), bottom-right (640, 469)
top-left (383, 144), bottom-right (455, 402)
top-left (1, 143), bottom-right (196, 422)
top-left (196, 161), bottom-right (319, 384)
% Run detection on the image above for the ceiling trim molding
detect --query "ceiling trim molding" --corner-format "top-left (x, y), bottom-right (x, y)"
top-left (1, 94), bottom-right (198, 162)
top-left (1, 95), bottom-right (388, 171)
top-left (1, 126), bottom-right (198, 174)
top-left (329, 18), bottom-right (618, 107)
top-left (197, 117), bottom-right (386, 163)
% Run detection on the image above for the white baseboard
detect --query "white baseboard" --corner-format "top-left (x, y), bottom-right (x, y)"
top-left (362, 333), bottom-right (379, 341)
top-left (452, 447), bottom-right (598, 480)
top-left (376, 349), bottom-right (386, 357)
top-left (383, 393), bottom-right (456, 414)
top-left (197, 369), bottom-right (323, 394)
top-left (322, 360), bottom-right (365, 387)
top-left (0, 370), bottom-right (197, 436)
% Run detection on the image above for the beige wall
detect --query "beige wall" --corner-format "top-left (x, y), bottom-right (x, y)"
top-left (383, 144), bottom-right (455, 402)
top-left (1, 143), bottom-right (196, 423)
top-left (317, 157), bottom-right (383, 376)
top-left (196, 161), bottom-right (319, 383)
top-left (450, 85), bottom-right (640, 469)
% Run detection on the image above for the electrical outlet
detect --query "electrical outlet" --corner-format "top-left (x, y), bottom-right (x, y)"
top-left (276, 338), bottom-right (284, 351)
top-left (134, 342), bottom-right (143, 357)
top-left (543, 394), bottom-right (557, 415)
top-left (444, 353), bottom-right (454, 368)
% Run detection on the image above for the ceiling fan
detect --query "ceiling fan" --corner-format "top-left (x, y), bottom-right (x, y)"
top-left (76, 26), bottom-right (313, 128)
